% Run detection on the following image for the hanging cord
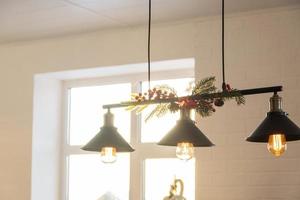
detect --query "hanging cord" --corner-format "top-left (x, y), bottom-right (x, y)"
top-left (147, 0), bottom-right (152, 91)
top-left (221, 0), bottom-right (226, 91)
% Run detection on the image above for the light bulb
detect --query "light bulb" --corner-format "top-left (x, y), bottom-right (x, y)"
top-left (101, 147), bottom-right (117, 163)
top-left (176, 142), bottom-right (194, 161)
top-left (267, 134), bottom-right (287, 157)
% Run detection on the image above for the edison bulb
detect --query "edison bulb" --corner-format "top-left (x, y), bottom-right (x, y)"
top-left (176, 142), bottom-right (194, 161)
top-left (267, 134), bottom-right (287, 157)
top-left (101, 147), bottom-right (117, 163)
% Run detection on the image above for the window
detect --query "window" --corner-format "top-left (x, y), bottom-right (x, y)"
top-left (66, 84), bottom-right (131, 200)
top-left (145, 158), bottom-right (195, 200)
top-left (63, 65), bottom-right (196, 200)
top-left (69, 84), bottom-right (131, 145)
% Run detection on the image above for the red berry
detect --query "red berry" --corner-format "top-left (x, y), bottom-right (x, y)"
top-left (226, 84), bottom-right (231, 91)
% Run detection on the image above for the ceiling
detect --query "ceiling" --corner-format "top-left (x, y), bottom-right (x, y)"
top-left (0, 0), bottom-right (299, 43)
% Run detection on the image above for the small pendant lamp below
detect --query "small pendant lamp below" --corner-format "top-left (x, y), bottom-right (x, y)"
top-left (81, 109), bottom-right (134, 163)
top-left (246, 93), bottom-right (300, 157)
top-left (158, 108), bottom-right (214, 161)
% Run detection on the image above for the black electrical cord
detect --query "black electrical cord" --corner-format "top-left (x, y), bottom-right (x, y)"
top-left (221, 0), bottom-right (226, 91)
top-left (147, 0), bottom-right (152, 91)
top-left (148, 0), bottom-right (224, 91)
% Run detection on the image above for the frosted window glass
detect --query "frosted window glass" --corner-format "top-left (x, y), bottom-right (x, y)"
top-left (69, 83), bottom-right (131, 145)
top-left (68, 154), bottom-right (130, 200)
top-left (141, 78), bottom-right (194, 143)
top-left (144, 158), bottom-right (195, 200)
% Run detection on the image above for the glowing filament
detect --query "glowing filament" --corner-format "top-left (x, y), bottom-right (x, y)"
top-left (176, 142), bottom-right (194, 161)
top-left (101, 147), bottom-right (117, 163)
top-left (267, 134), bottom-right (287, 157)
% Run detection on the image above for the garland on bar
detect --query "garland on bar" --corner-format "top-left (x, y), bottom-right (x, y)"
top-left (126, 76), bottom-right (245, 121)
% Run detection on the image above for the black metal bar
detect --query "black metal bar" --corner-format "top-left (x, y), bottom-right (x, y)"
top-left (102, 97), bottom-right (179, 109)
top-left (239, 86), bottom-right (282, 95)
top-left (102, 86), bottom-right (283, 109)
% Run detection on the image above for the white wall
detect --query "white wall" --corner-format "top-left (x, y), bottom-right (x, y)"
top-left (0, 6), bottom-right (299, 200)
top-left (195, 7), bottom-right (300, 200)
top-left (31, 76), bottom-right (63, 200)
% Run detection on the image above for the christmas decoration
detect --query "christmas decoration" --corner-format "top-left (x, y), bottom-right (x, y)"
top-left (127, 76), bottom-right (245, 121)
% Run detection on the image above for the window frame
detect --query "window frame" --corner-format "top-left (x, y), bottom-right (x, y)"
top-left (61, 68), bottom-right (197, 200)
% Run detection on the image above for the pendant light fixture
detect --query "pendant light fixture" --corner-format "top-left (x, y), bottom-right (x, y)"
top-left (81, 0), bottom-right (152, 163)
top-left (158, 108), bottom-right (214, 160)
top-left (246, 93), bottom-right (300, 157)
top-left (153, 0), bottom-right (215, 161)
top-left (81, 109), bottom-right (134, 163)
top-left (81, 0), bottom-right (300, 162)
top-left (157, 0), bottom-right (230, 160)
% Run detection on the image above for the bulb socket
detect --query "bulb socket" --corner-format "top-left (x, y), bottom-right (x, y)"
top-left (104, 110), bottom-right (114, 126)
top-left (269, 94), bottom-right (282, 112)
top-left (180, 108), bottom-right (191, 120)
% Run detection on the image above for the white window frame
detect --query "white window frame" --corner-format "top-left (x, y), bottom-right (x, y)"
top-left (31, 58), bottom-right (198, 200)
top-left (62, 68), bottom-right (197, 200)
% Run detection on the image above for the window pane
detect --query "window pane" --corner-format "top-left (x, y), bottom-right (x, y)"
top-left (141, 78), bottom-right (194, 143)
top-left (68, 154), bottom-right (130, 200)
top-left (69, 83), bottom-right (131, 145)
top-left (144, 158), bottom-right (195, 200)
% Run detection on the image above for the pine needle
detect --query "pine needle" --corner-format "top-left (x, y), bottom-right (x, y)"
top-left (136, 105), bottom-right (148, 114)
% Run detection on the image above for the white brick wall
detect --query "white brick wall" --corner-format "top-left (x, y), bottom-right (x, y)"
top-left (195, 8), bottom-right (300, 200)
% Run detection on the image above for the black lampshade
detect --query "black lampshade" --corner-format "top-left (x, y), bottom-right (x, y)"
top-left (246, 111), bottom-right (300, 142)
top-left (246, 94), bottom-right (300, 142)
top-left (81, 110), bottom-right (134, 152)
top-left (158, 109), bottom-right (214, 147)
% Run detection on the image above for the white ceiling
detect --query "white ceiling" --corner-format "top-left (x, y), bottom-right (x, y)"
top-left (0, 0), bottom-right (299, 43)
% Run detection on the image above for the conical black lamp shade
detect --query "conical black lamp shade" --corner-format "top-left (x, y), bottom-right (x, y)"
top-left (158, 109), bottom-right (214, 147)
top-left (246, 94), bottom-right (300, 142)
top-left (81, 110), bottom-right (134, 152)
